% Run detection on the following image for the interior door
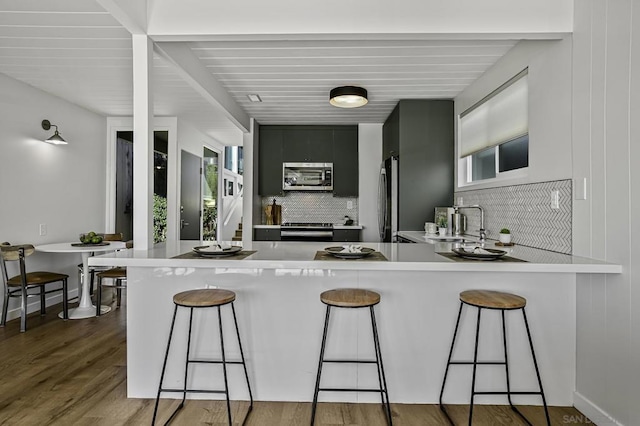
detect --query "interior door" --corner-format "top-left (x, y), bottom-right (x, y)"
top-left (180, 150), bottom-right (201, 240)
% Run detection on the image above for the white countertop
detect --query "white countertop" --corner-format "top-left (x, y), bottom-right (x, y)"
top-left (254, 224), bottom-right (364, 229)
top-left (89, 239), bottom-right (621, 274)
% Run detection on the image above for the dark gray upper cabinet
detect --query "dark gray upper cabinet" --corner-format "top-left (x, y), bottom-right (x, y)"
top-left (383, 100), bottom-right (454, 230)
top-left (332, 127), bottom-right (358, 196)
top-left (382, 105), bottom-right (400, 160)
top-left (259, 125), bottom-right (358, 196)
top-left (283, 126), bottom-right (333, 162)
top-left (258, 127), bottom-right (284, 195)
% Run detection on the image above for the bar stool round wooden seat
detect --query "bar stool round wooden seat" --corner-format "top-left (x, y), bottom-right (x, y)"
top-left (152, 289), bottom-right (253, 426)
top-left (311, 288), bottom-right (392, 426)
top-left (439, 290), bottom-right (550, 426)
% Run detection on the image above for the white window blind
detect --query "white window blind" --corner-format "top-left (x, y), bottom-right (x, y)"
top-left (459, 70), bottom-right (528, 158)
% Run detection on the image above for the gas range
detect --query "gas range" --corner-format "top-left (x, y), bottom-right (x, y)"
top-left (280, 222), bottom-right (333, 241)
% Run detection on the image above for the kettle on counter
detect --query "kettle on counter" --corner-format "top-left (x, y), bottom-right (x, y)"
top-left (451, 210), bottom-right (466, 236)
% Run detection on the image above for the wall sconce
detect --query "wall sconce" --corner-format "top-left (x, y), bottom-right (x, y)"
top-left (41, 120), bottom-right (67, 145)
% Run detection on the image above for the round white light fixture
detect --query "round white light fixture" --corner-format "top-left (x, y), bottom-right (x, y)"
top-left (329, 86), bottom-right (368, 108)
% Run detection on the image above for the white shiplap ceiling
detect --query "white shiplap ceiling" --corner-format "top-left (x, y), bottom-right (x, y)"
top-left (190, 39), bottom-right (517, 125)
top-left (0, 0), bottom-right (518, 135)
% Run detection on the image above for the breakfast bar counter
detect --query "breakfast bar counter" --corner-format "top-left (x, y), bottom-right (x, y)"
top-left (91, 241), bottom-right (620, 407)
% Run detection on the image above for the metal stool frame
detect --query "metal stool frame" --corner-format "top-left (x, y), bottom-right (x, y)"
top-left (439, 301), bottom-right (551, 426)
top-left (311, 303), bottom-right (393, 426)
top-left (152, 300), bottom-right (253, 425)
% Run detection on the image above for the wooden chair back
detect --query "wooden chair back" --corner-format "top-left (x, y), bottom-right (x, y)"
top-left (101, 233), bottom-right (124, 242)
top-left (0, 243), bottom-right (34, 286)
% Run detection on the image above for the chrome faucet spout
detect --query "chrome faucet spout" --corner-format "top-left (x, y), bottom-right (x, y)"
top-left (454, 205), bottom-right (486, 242)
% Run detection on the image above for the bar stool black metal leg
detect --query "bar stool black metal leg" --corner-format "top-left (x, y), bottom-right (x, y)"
top-left (231, 302), bottom-right (254, 416)
top-left (218, 306), bottom-right (232, 426)
top-left (152, 305), bottom-right (179, 425)
top-left (501, 310), bottom-right (515, 409)
top-left (182, 308), bottom-right (195, 407)
top-left (522, 308), bottom-right (551, 426)
top-left (311, 305), bottom-right (331, 426)
top-left (439, 301), bottom-right (463, 424)
top-left (468, 307), bottom-right (482, 426)
top-left (370, 306), bottom-right (393, 426)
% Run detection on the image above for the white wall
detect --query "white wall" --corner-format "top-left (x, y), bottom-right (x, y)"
top-left (147, 0), bottom-right (572, 37)
top-left (454, 38), bottom-right (573, 191)
top-left (0, 73), bottom-right (107, 319)
top-left (572, 1), bottom-right (639, 425)
top-left (358, 123), bottom-right (383, 242)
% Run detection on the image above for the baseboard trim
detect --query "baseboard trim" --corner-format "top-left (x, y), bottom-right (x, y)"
top-left (3, 289), bottom-right (79, 323)
top-left (573, 391), bottom-right (623, 426)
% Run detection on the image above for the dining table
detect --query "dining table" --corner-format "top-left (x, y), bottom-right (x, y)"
top-left (35, 241), bottom-right (127, 319)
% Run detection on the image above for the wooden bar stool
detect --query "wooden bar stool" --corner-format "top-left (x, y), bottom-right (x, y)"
top-left (311, 288), bottom-right (393, 426)
top-left (152, 289), bottom-right (253, 426)
top-left (439, 290), bottom-right (550, 426)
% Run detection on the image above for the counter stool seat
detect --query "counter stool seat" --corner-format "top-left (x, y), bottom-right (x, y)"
top-left (320, 288), bottom-right (380, 308)
top-left (312, 288), bottom-right (392, 426)
top-left (174, 288), bottom-right (235, 307)
top-left (459, 289), bottom-right (526, 310)
top-left (152, 288), bottom-right (253, 426)
top-left (439, 289), bottom-right (550, 426)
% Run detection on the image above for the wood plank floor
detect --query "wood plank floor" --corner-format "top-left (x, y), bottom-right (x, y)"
top-left (0, 298), bottom-right (593, 425)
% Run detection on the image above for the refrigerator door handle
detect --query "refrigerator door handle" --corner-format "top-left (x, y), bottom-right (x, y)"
top-left (378, 167), bottom-right (387, 241)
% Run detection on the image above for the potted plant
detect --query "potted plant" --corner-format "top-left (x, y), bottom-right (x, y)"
top-left (438, 217), bottom-right (448, 236)
top-left (499, 228), bottom-right (512, 244)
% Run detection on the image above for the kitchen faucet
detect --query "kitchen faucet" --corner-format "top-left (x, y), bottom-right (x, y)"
top-left (453, 205), bottom-right (486, 243)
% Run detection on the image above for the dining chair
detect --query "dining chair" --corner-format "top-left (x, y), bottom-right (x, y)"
top-left (77, 233), bottom-right (124, 297)
top-left (0, 242), bottom-right (69, 332)
top-left (95, 240), bottom-right (133, 316)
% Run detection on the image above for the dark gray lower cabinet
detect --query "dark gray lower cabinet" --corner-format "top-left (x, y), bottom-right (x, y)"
top-left (332, 229), bottom-right (361, 242)
top-left (254, 228), bottom-right (281, 241)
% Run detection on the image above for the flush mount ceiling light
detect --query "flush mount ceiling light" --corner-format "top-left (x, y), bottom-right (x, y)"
top-left (329, 86), bottom-right (368, 108)
top-left (41, 120), bottom-right (67, 145)
top-left (247, 94), bottom-right (262, 103)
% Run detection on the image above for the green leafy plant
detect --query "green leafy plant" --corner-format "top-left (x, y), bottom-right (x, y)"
top-left (153, 194), bottom-right (167, 243)
top-left (437, 216), bottom-right (448, 228)
top-left (500, 228), bottom-right (511, 234)
top-left (203, 205), bottom-right (217, 241)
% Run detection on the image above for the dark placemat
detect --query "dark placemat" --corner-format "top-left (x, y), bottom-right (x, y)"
top-left (314, 251), bottom-right (388, 261)
top-left (172, 250), bottom-right (256, 260)
top-left (436, 252), bottom-right (527, 263)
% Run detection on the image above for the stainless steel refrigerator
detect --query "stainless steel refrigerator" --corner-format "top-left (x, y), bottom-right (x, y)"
top-left (377, 156), bottom-right (398, 242)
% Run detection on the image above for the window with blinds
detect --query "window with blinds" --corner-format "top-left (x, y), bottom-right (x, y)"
top-left (459, 69), bottom-right (529, 184)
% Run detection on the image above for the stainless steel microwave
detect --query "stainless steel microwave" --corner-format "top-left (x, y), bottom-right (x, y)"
top-left (283, 162), bottom-right (333, 191)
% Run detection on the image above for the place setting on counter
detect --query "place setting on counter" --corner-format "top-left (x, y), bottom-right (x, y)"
top-left (314, 244), bottom-right (388, 261)
top-left (171, 243), bottom-right (256, 260)
top-left (436, 243), bottom-right (526, 263)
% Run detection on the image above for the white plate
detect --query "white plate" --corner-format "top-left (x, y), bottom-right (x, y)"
top-left (192, 245), bottom-right (242, 256)
top-left (324, 246), bottom-right (375, 259)
top-left (452, 247), bottom-right (507, 260)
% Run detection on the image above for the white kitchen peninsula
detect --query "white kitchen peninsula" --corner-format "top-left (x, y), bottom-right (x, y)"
top-left (90, 241), bottom-right (620, 406)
